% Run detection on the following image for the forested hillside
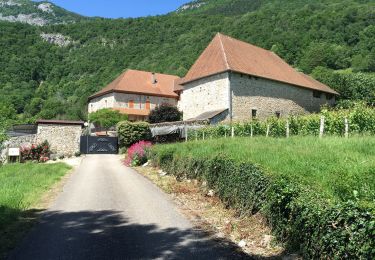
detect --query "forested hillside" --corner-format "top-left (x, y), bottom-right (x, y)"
top-left (0, 0), bottom-right (374, 128)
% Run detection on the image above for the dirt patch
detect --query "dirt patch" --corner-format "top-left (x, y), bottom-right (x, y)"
top-left (135, 165), bottom-right (294, 258)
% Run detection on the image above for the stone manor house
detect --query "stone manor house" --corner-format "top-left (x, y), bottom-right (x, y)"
top-left (88, 33), bottom-right (338, 123)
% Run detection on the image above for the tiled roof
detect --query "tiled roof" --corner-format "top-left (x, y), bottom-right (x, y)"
top-left (187, 109), bottom-right (228, 121)
top-left (113, 108), bottom-right (150, 116)
top-left (89, 69), bottom-right (180, 100)
top-left (181, 33), bottom-right (338, 95)
top-left (36, 119), bottom-right (85, 126)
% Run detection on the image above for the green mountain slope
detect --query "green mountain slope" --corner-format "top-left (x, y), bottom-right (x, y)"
top-left (0, 0), bottom-right (374, 126)
top-left (0, 0), bottom-right (84, 25)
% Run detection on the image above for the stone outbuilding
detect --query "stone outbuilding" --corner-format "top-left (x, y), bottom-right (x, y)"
top-left (177, 33), bottom-right (338, 121)
top-left (1, 120), bottom-right (84, 161)
top-left (35, 120), bottom-right (84, 156)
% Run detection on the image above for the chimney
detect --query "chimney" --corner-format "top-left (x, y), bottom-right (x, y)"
top-left (152, 72), bottom-right (157, 84)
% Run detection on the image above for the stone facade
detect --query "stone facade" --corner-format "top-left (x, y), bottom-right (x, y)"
top-left (230, 72), bottom-right (335, 120)
top-left (36, 124), bottom-right (83, 156)
top-left (179, 72), bottom-right (230, 120)
top-left (179, 72), bottom-right (335, 122)
top-left (88, 93), bottom-right (116, 113)
top-left (88, 92), bottom-right (177, 114)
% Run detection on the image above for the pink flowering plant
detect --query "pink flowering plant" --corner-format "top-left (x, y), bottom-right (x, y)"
top-left (125, 141), bottom-right (152, 166)
top-left (20, 140), bottom-right (51, 163)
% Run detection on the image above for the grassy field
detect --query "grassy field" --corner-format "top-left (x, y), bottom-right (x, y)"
top-left (153, 136), bottom-right (375, 204)
top-left (0, 162), bottom-right (71, 258)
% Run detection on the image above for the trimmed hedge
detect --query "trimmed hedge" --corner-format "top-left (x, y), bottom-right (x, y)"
top-left (117, 121), bottom-right (152, 148)
top-left (188, 104), bottom-right (375, 140)
top-left (149, 148), bottom-right (374, 259)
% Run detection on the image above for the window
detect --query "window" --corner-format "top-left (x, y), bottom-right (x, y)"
top-left (313, 91), bottom-right (322, 98)
top-left (128, 100), bottom-right (134, 109)
top-left (146, 100), bottom-right (151, 110)
top-left (326, 93), bottom-right (334, 100)
top-left (251, 109), bottom-right (257, 119)
top-left (275, 111), bottom-right (281, 118)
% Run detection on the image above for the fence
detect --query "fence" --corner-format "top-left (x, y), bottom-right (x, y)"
top-left (185, 107), bottom-right (375, 141)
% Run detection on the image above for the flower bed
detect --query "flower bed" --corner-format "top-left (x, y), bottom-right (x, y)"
top-left (20, 140), bottom-right (51, 163)
top-left (125, 141), bottom-right (152, 166)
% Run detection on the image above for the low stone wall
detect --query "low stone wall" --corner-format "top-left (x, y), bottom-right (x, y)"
top-left (0, 134), bottom-right (36, 164)
top-left (36, 124), bottom-right (82, 156)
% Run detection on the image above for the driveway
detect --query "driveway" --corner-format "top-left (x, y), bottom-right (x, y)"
top-left (9, 155), bottom-right (248, 260)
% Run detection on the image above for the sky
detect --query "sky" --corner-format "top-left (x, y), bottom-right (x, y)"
top-left (34, 0), bottom-right (192, 18)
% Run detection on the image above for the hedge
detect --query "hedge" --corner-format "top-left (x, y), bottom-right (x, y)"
top-left (117, 121), bottom-right (152, 148)
top-left (148, 148), bottom-right (374, 259)
top-left (188, 104), bottom-right (375, 140)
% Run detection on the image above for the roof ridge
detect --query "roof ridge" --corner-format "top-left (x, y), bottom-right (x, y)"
top-left (217, 33), bottom-right (230, 70)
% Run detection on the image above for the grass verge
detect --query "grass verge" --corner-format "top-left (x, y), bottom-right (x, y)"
top-left (149, 136), bottom-right (374, 258)
top-left (0, 162), bottom-right (71, 258)
top-left (135, 165), bottom-right (286, 258)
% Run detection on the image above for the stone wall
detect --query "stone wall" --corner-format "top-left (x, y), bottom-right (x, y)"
top-left (0, 134), bottom-right (36, 164)
top-left (179, 72), bottom-right (230, 120)
top-left (230, 72), bottom-right (335, 121)
top-left (36, 124), bottom-right (82, 156)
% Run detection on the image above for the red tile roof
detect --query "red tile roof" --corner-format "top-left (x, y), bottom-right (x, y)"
top-left (181, 33), bottom-right (338, 95)
top-left (89, 69), bottom-right (180, 100)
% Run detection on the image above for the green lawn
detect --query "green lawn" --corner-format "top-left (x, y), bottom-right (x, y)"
top-left (154, 136), bottom-right (375, 204)
top-left (0, 162), bottom-right (71, 258)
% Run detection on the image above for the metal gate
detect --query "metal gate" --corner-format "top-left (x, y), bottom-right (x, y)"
top-left (80, 136), bottom-right (118, 154)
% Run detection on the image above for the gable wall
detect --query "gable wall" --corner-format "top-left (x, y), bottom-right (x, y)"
top-left (230, 72), bottom-right (335, 120)
top-left (88, 93), bottom-right (115, 113)
top-left (179, 72), bottom-right (230, 120)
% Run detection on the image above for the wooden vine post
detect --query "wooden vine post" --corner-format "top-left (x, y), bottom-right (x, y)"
top-left (250, 124), bottom-right (253, 138)
top-left (319, 116), bottom-right (325, 138)
top-left (231, 126), bottom-right (235, 138)
top-left (266, 124), bottom-right (270, 137)
top-left (344, 118), bottom-right (349, 138)
top-left (185, 124), bottom-right (188, 142)
top-left (286, 120), bottom-right (290, 138)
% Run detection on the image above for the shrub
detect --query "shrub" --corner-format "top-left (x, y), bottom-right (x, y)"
top-left (117, 121), bottom-right (152, 148)
top-left (148, 104), bottom-right (182, 123)
top-left (74, 151), bottom-right (81, 157)
top-left (20, 140), bottom-right (51, 163)
top-left (149, 148), bottom-right (374, 259)
top-left (125, 141), bottom-right (152, 166)
top-left (89, 108), bottom-right (128, 130)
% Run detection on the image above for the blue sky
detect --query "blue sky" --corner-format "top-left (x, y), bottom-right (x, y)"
top-left (34, 0), bottom-right (191, 18)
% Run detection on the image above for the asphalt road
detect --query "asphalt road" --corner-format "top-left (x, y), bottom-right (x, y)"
top-left (9, 155), bottom-right (248, 260)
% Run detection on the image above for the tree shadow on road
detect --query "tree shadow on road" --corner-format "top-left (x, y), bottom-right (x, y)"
top-left (7, 210), bottom-right (287, 260)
